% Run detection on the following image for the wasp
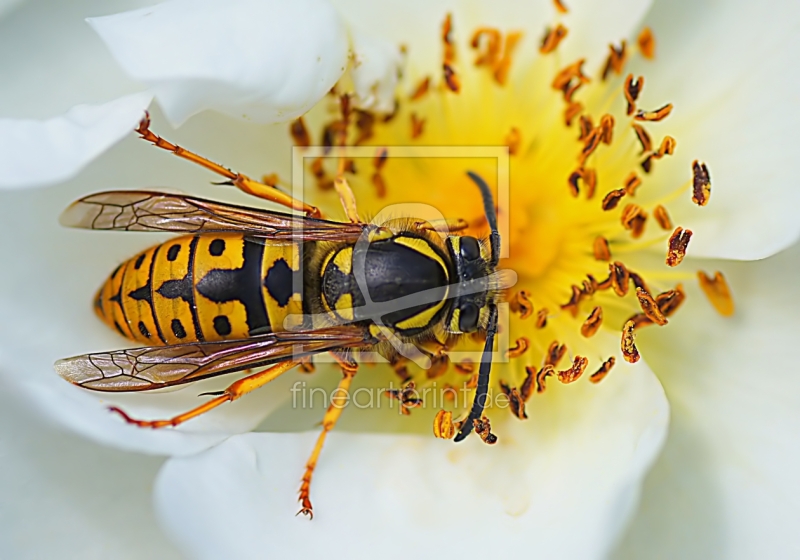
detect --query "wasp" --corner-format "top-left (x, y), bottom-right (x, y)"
top-left (55, 115), bottom-right (508, 517)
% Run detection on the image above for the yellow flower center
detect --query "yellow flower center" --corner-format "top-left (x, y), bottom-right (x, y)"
top-left (287, 9), bottom-right (734, 440)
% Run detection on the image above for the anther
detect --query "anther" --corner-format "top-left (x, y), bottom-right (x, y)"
top-left (599, 114), bottom-right (615, 144)
top-left (454, 359), bottom-right (475, 375)
top-left (634, 103), bottom-right (673, 122)
top-left (632, 123), bottom-right (652, 153)
top-left (443, 63), bottom-right (461, 93)
top-left (410, 113), bottom-right (425, 139)
top-left (635, 287), bottom-right (668, 325)
top-left (371, 172), bottom-right (387, 198)
top-left (441, 13), bottom-right (456, 65)
top-left (354, 110), bottom-right (375, 144)
top-left (553, 0), bottom-right (569, 14)
top-left (565, 101), bottom-right (584, 127)
top-left (410, 77), bottom-right (431, 101)
top-left (653, 204), bottom-right (673, 230)
top-left (471, 28), bottom-right (501, 67)
top-left (546, 341), bottom-right (567, 367)
top-left (290, 117), bottom-right (311, 147)
top-left (624, 74), bottom-right (644, 116)
top-left (536, 308), bottom-right (549, 328)
top-left (561, 284), bottom-right (583, 317)
top-left (539, 23), bottom-right (568, 54)
top-left (637, 27), bottom-right (655, 59)
top-left (666, 227), bottom-right (692, 267)
top-left (500, 382), bottom-right (527, 420)
top-left (692, 160), bottom-right (711, 206)
top-left (580, 306), bottom-right (603, 337)
top-left (426, 354), bottom-right (450, 379)
top-left (656, 284), bottom-right (686, 317)
top-left (473, 416), bottom-right (498, 445)
top-left (698, 271), bottom-right (734, 316)
top-left (493, 32), bottom-right (522, 85)
top-left (602, 188), bottom-right (626, 210)
top-left (624, 172), bottom-right (642, 195)
top-left (621, 204), bottom-right (648, 238)
top-left (509, 290), bottom-right (534, 319)
top-left (558, 356), bottom-right (588, 383)
top-left (590, 357), bottom-right (616, 384)
top-left (506, 337), bottom-right (530, 359)
top-left (594, 236), bottom-right (612, 261)
top-left (385, 382), bottom-right (422, 415)
top-left (506, 127), bottom-right (522, 156)
top-left (621, 320), bottom-right (640, 363)
top-left (610, 261), bottom-right (630, 297)
top-left (433, 410), bottom-right (456, 439)
top-left (654, 136), bottom-right (676, 158)
top-left (601, 41), bottom-right (628, 81)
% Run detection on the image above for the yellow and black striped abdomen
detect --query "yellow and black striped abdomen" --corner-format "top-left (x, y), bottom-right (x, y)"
top-left (94, 233), bottom-right (304, 345)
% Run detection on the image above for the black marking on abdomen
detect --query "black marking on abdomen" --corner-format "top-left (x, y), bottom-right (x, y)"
top-left (134, 253), bottom-right (146, 270)
top-left (148, 244), bottom-right (168, 344)
top-left (264, 258), bottom-right (293, 307)
top-left (171, 318), bottom-right (187, 339)
top-left (213, 315), bottom-right (232, 336)
top-left (196, 239), bottom-right (269, 334)
top-left (138, 321), bottom-right (151, 339)
top-left (166, 244), bottom-right (181, 262)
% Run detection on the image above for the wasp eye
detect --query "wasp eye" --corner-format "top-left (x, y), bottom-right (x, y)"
top-left (460, 236), bottom-right (481, 261)
top-left (458, 302), bottom-right (480, 332)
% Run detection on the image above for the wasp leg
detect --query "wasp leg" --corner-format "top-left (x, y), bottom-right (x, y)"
top-left (297, 355), bottom-right (358, 519)
top-left (135, 113), bottom-right (320, 217)
top-left (333, 156), bottom-right (361, 223)
top-left (109, 361), bottom-right (299, 429)
top-left (412, 218), bottom-right (470, 234)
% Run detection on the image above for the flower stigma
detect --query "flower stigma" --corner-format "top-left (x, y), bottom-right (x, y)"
top-left (280, 4), bottom-right (735, 442)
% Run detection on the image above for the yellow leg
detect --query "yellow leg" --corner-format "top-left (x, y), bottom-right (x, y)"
top-left (136, 113), bottom-right (320, 217)
top-left (109, 361), bottom-right (299, 429)
top-left (297, 362), bottom-right (357, 519)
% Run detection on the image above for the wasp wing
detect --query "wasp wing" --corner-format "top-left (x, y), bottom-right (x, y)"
top-left (60, 190), bottom-right (368, 241)
top-left (55, 327), bottom-right (371, 392)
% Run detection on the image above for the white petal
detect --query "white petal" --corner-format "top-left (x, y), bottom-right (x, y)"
top-left (0, 92), bottom-right (152, 189)
top-left (0, 0), bottom-right (23, 18)
top-left (630, 0), bottom-right (800, 259)
top-left (155, 357), bottom-right (668, 560)
top-left (348, 28), bottom-right (403, 113)
top-left (0, 389), bottom-right (181, 559)
top-left (615, 240), bottom-right (800, 558)
top-left (89, 0), bottom-right (350, 126)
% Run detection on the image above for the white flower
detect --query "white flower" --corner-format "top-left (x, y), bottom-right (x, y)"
top-left (1, 0), bottom-right (799, 559)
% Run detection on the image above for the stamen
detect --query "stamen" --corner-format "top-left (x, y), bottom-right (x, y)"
top-left (471, 28), bottom-right (501, 67)
top-left (654, 136), bottom-right (677, 158)
top-left (599, 114), bottom-right (615, 144)
top-left (536, 309), bottom-right (549, 328)
top-left (553, 0), bottom-right (569, 14)
top-left (667, 227), bottom-right (692, 267)
top-left (635, 287), bottom-right (668, 325)
top-left (698, 271), bottom-right (735, 316)
top-left (506, 127), bottom-right (522, 156)
top-left (509, 290), bottom-right (534, 319)
top-left (621, 320), bottom-right (640, 363)
top-left (410, 113), bottom-right (425, 139)
top-left (610, 261), bottom-right (630, 297)
top-left (473, 416), bottom-right (498, 445)
top-left (290, 117), bottom-right (311, 147)
top-left (506, 337), bottom-right (530, 359)
top-left (426, 354), bottom-right (450, 379)
top-left (354, 110), bottom-right (375, 144)
top-left (601, 41), bottom-right (628, 81)
top-left (433, 410), bottom-right (456, 439)
top-left (442, 13), bottom-right (456, 65)
top-left (454, 359), bottom-right (474, 375)
top-left (539, 24), bottom-right (568, 54)
top-left (623, 75), bottom-right (643, 116)
top-left (621, 204), bottom-right (648, 238)
top-left (558, 356), bottom-right (588, 383)
top-left (580, 306), bottom-right (603, 337)
top-left (624, 172), bottom-right (641, 195)
top-left (637, 27), bottom-right (655, 59)
top-left (410, 76), bottom-right (431, 101)
top-left (589, 357), bottom-right (616, 384)
top-left (692, 160), bottom-right (711, 206)
top-left (632, 123), bottom-right (652, 153)
top-left (500, 382), bottom-right (527, 419)
top-left (443, 63), bottom-right (461, 92)
top-left (493, 32), bottom-right (523, 85)
top-left (552, 59), bottom-right (590, 102)
top-left (656, 284), bottom-right (686, 317)
top-left (593, 236), bottom-right (612, 261)
top-left (385, 382), bottom-right (423, 415)
top-left (371, 172), bottom-right (387, 198)
top-left (653, 204), bottom-right (673, 230)
top-left (634, 103), bottom-right (674, 122)
top-left (602, 188), bottom-right (626, 210)
top-left (565, 101), bottom-right (584, 127)
top-left (545, 341), bottom-right (567, 367)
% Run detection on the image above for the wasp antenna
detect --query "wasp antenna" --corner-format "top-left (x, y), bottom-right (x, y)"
top-left (454, 304), bottom-right (498, 442)
top-left (466, 171), bottom-right (500, 267)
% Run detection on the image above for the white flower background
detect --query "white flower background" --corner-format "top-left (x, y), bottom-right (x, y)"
top-left (1, 0), bottom-right (799, 558)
